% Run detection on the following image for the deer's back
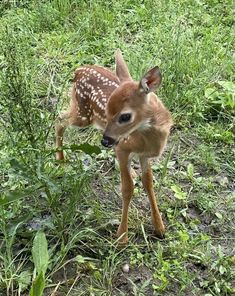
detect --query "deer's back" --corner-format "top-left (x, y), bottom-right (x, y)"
top-left (72, 65), bottom-right (120, 128)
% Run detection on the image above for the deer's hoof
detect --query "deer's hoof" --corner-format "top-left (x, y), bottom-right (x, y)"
top-left (154, 227), bottom-right (166, 239)
top-left (56, 151), bottom-right (65, 161)
top-left (116, 230), bottom-right (128, 245)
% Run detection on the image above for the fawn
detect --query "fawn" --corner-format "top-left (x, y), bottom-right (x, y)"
top-left (55, 49), bottom-right (173, 243)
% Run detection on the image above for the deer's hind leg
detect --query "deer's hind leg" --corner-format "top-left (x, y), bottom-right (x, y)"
top-left (55, 111), bottom-right (71, 160)
top-left (55, 93), bottom-right (92, 160)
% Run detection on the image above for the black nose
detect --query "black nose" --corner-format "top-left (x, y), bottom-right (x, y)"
top-left (101, 135), bottom-right (116, 148)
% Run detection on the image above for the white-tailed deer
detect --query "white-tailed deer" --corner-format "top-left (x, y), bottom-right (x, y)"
top-left (55, 49), bottom-right (173, 243)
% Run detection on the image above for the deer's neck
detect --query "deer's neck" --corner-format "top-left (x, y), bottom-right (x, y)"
top-left (130, 94), bottom-right (172, 157)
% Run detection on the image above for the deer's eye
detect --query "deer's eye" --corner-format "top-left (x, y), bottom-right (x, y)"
top-left (118, 113), bottom-right (132, 124)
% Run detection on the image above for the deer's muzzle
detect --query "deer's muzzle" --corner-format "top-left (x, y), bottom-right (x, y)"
top-left (101, 135), bottom-right (118, 148)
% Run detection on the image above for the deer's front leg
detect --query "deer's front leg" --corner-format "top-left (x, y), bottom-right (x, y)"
top-left (116, 149), bottom-right (134, 244)
top-left (55, 113), bottom-right (70, 161)
top-left (140, 157), bottom-right (165, 238)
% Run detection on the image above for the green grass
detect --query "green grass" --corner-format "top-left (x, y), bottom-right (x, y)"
top-left (0, 0), bottom-right (234, 295)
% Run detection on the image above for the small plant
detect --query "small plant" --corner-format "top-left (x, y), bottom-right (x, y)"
top-left (205, 80), bottom-right (235, 112)
top-left (171, 184), bottom-right (187, 201)
top-left (29, 232), bottom-right (49, 296)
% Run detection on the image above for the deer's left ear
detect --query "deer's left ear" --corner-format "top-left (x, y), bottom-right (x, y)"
top-left (115, 49), bottom-right (132, 83)
top-left (139, 66), bottom-right (162, 94)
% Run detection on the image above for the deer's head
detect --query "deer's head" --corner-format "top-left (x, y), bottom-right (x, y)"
top-left (101, 49), bottom-right (162, 148)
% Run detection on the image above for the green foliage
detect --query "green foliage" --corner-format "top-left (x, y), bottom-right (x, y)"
top-left (32, 232), bottom-right (49, 276)
top-left (29, 232), bottom-right (49, 296)
top-left (69, 143), bottom-right (101, 155)
top-left (171, 184), bottom-right (187, 204)
top-left (205, 81), bottom-right (235, 111)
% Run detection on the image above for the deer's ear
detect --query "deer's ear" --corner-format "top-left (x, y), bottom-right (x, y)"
top-left (115, 49), bottom-right (132, 82)
top-left (139, 66), bottom-right (162, 94)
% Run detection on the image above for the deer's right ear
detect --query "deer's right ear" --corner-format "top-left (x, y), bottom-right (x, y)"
top-left (139, 66), bottom-right (162, 94)
top-left (115, 49), bottom-right (132, 83)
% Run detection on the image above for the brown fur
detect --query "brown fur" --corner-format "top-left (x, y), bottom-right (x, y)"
top-left (55, 49), bottom-right (173, 243)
